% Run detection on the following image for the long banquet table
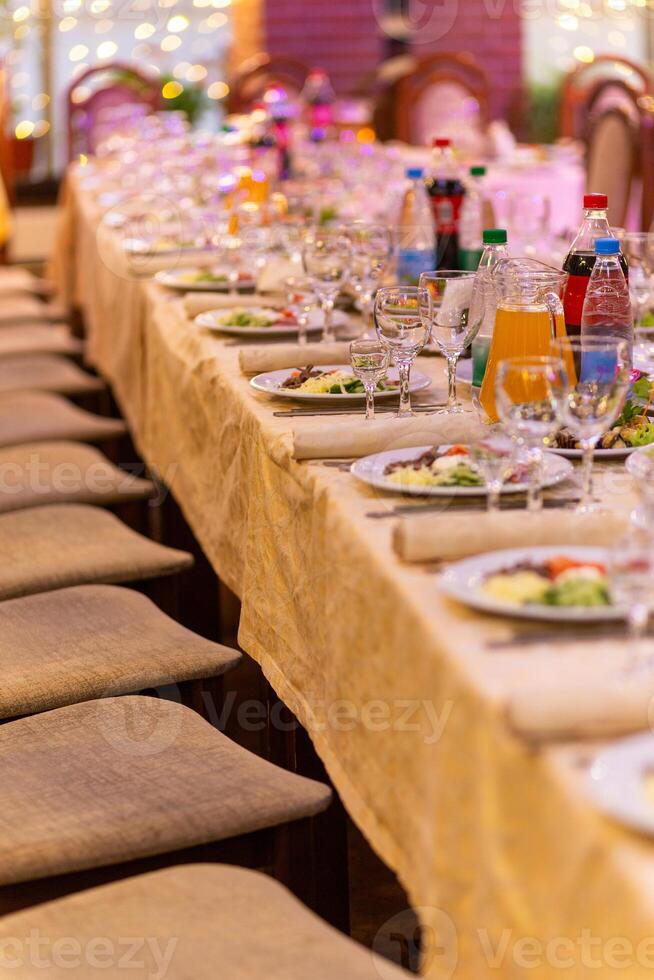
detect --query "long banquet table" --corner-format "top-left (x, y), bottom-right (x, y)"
top-left (52, 166), bottom-right (654, 979)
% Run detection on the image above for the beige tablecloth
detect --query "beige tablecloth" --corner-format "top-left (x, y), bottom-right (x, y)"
top-left (53, 170), bottom-right (654, 980)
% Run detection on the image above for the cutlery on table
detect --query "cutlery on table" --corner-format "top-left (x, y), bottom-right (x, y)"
top-left (274, 404), bottom-right (446, 417)
top-left (365, 497), bottom-right (581, 520)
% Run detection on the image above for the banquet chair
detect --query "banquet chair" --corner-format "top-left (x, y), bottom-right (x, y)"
top-left (0, 294), bottom-right (66, 324)
top-left (0, 390), bottom-right (126, 448)
top-left (0, 864), bottom-right (411, 979)
top-left (0, 354), bottom-right (104, 399)
top-left (0, 325), bottom-right (81, 359)
top-left (393, 51), bottom-right (490, 149)
top-left (0, 441), bottom-right (153, 515)
top-left (227, 53), bottom-right (310, 114)
top-left (559, 54), bottom-right (652, 140)
top-left (66, 63), bottom-right (160, 161)
top-left (0, 503), bottom-right (193, 602)
top-left (0, 585), bottom-right (241, 721)
top-left (0, 267), bottom-right (52, 297)
top-left (0, 697), bottom-right (332, 919)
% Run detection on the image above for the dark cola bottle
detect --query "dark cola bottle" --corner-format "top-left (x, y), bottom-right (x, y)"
top-left (425, 138), bottom-right (466, 270)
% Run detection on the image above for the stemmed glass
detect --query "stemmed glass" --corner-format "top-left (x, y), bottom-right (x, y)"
top-left (470, 427), bottom-right (516, 513)
top-left (347, 222), bottom-right (394, 334)
top-left (419, 271), bottom-right (482, 414)
top-left (374, 286), bottom-right (432, 418)
top-left (350, 339), bottom-right (390, 420)
top-left (495, 356), bottom-right (565, 512)
top-left (285, 275), bottom-right (318, 346)
top-left (302, 229), bottom-right (352, 342)
top-left (610, 528), bottom-right (654, 671)
top-left (551, 337), bottom-right (630, 513)
top-left (621, 232), bottom-right (654, 327)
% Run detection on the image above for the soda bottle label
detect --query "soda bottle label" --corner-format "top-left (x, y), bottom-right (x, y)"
top-left (397, 248), bottom-right (435, 286)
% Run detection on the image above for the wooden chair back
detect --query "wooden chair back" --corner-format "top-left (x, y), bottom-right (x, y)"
top-left (227, 53), bottom-right (310, 114)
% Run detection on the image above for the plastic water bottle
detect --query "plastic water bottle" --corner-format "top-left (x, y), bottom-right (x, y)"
top-left (471, 229), bottom-right (509, 387)
top-left (458, 166), bottom-right (487, 271)
top-left (396, 167), bottom-right (436, 286)
top-left (580, 237), bottom-right (633, 370)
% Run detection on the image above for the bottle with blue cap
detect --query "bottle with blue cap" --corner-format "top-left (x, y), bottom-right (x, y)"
top-left (396, 167), bottom-right (436, 285)
top-left (580, 237), bottom-right (633, 364)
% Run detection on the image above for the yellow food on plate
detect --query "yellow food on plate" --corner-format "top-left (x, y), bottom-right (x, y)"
top-left (482, 571), bottom-right (550, 605)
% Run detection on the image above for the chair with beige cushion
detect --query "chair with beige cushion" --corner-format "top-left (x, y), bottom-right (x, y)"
top-left (0, 864), bottom-right (410, 978)
top-left (0, 295), bottom-right (65, 324)
top-left (0, 503), bottom-right (192, 600)
top-left (0, 441), bottom-right (152, 514)
top-left (0, 354), bottom-right (103, 396)
top-left (0, 325), bottom-right (82, 358)
top-left (0, 585), bottom-right (241, 720)
top-left (0, 697), bottom-right (332, 914)
top-left (0, 390), bottom-right (125, 447)
top-left (0, 267), bottom-right (50, 296)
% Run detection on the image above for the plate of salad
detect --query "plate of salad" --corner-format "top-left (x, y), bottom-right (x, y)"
top-left (439, 546), bottom-right (624, 622)
top-left (351, 444), bottom-right (572, 497)
top-left (195, 307), bottom-right (344, 338)
top-left (154, 268), bottom-right (256, 291)
top-left (250, 365), bottom-right (431, 402)
top-left (552, 373), bottom-right (654, 458)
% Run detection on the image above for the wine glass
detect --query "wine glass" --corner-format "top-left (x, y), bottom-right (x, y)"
top-left (285, 275), bottom-right (318, 346)
top-left (373, 286), bottom-right (432, 418)
top-left (302, 229), bottom-right (352, 342)
top-left (551, 336), bottom-right (630, 513)
top-left (469, 427), bottom-right (516, 513)
top-left (419, 271), bottom-right (482, 414)
top-left (347, 222), bottom-right (394, 334)
top-left (610, 528), bottom-right (654, 671)
top-left (621, 232), bottom-right (654, 328)
top-left (495, 356), bottom-right (565, 512)
top-left (350, 339), bottom-right (390, 420)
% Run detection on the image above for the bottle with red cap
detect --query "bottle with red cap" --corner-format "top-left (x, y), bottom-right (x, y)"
top-left (562, 193), bottom-right (628, 339)
top-left (425, 138), bottom-right (466, 270)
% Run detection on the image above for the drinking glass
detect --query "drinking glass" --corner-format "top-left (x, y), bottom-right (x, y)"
top-left (302, 229), bottom-right (352, 342)
top-left (374, 286), bottom-right (432, 418)
top-left (469, 426), bottom-right (516, 512)
top-left (347, 222), bottom-right (394, 333)
top-left (634, 325), bottom-right (654, 374)
top-left (551, 337), bottom-right (630, 513)
top-left (622, 232), bottom-right (654, 327)
top-left (419, 271), bottom-right (482, 414)
top-left (285, 275), bottom-right (318, 346)
top-left (495, 356), bottom-right (565, 512)
top-left (350, 339), bottom-right (390, 420)
top-left (610, 528), bottom-right (654, 670)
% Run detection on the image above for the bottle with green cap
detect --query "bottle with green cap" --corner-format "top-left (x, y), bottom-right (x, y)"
top-left (458, 166), bottom-right (489, 271)
top-left (470, 229), bottom-right (510, 387)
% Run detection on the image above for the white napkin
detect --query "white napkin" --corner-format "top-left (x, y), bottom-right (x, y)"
top-left (184, 293), bottom-right (275, 318)
top-left (292, 413), bottom-right (482, 460)
top-left (394, 510), bottom-right (628, 563)
top-left (240, 342), bottom-right (351, 374)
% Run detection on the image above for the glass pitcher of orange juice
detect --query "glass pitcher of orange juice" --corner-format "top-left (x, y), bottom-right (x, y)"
top-left (479, 260), bottom-right (568, 421)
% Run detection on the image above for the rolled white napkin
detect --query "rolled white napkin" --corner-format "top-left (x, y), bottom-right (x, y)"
top-left (394, 510), bottom-right (629, 563)
top-left (126, 250), bottom-right (221, 277)
top-left (506, 674), bottom-right (654, 742)
top-left (257, 255), bottom-right (302, 294)
top-left (292, 413), bottom-right (482, 460)
top-left (184, 292), bottom-right (274, 318)
top-left (240, 342), bottom-right (352, 374)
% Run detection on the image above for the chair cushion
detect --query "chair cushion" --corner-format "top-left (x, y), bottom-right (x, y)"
top-left (0, 864), bottom-right (409, 978)
top-left (0, 441), bottom-right (153, 513)
top-left (0, 391), bottom-right (125, 447)
top-left (0, 697), bottom-right (332, 885)
top-left (0, 355), bottom-right (103, 395)
top-left (0, 296), bottom-right (54, 324)
top-left (0, 504), bottom-right (193, 599)
top-left (0, 325), bottom-right (82, 358)
top-left (0, 584), bottom-right (241, 719)
top-left (0, 268), bottom-right (45, 295)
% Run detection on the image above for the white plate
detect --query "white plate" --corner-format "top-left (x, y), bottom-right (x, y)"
top-left (122, 239), bottom-right (216, 257)
top-left (588, 734), bottom-right (654, 836)
top-left (438, 545), bottom-right (624, 623)
top-left (351, 446), bottom-right (573, 498)
top-left (154, 268), bottom-right (256, 292)
top-left (552, 444), bottom-right (639, 460)
top-left (195, 307), bottom-right (344, 338)
top-left (250, 365), bottom-right (431, 402)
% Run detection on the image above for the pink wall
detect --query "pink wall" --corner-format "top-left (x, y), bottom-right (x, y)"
top-left (262, 0), bottom-right (523, 118)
